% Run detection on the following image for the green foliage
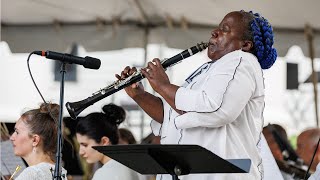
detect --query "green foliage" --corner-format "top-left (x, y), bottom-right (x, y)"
top-left (289, 135), bottom-right (298, 150)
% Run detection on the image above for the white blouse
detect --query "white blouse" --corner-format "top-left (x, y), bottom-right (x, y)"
top-left (15, 162), bottom-right (67, 180)
top-left (309, 163), bottom-right (320, 180)
top-left (92, 159), bottom-right (140, 180)
top-left (151, 50), bottom-right (265, 180)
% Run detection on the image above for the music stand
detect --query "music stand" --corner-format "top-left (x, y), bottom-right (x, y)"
top-left (93, 144), bottom-right (251, 180)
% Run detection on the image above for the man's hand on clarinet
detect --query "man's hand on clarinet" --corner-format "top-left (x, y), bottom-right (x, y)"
top-left (141, 58), bottom-right (171, 94)
top-left (115, 66), bottom-right (145, 98)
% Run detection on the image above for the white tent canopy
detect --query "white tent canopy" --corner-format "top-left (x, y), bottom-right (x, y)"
top-left (2, 0), bottom-right (320, 28)
top-left (1, 0), bottom-right (320, 57)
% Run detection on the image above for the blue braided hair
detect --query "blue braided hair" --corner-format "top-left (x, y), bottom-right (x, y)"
top-left (240, 10), bottom-right (277, 69)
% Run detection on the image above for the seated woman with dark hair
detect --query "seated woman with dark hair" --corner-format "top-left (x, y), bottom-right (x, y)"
top-left (76, 103), bottom-right (140, 180)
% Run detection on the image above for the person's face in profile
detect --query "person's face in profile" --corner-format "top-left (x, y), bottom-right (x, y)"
top-left (76, 134), bottom-right (105, 164)
top-left (10, 118), bottom-right (34, 157)
top-left (208, 11), bottom-right (245, 61)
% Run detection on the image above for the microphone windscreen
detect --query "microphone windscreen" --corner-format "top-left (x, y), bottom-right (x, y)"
top-left (84, 56), bottom-right (101, 69)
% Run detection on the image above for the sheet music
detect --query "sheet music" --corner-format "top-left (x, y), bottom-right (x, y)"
top-left (1, 140), bottom-right (26, 177)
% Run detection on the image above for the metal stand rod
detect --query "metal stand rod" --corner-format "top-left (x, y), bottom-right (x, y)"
top-left (171, 174), bottom-right (180, 180)
top-left (171, 165), bottom-right (181, 180)
top-left (53, 62), bottom-right (66, 180)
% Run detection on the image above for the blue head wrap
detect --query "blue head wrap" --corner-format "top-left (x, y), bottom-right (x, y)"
top-left (242, 11), bottom-right (278, 69)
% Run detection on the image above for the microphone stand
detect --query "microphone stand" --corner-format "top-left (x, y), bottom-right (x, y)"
top-left (53, 62), bottom-right (66, 180)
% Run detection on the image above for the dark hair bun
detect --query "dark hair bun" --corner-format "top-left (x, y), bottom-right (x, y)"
top-left (102, 103), bottom-right (126, 125)
top-left (39, 102), bottom-right (60, 120)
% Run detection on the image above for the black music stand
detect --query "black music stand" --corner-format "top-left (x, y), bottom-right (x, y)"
top-left (93, 145), bottom-right (251, 180)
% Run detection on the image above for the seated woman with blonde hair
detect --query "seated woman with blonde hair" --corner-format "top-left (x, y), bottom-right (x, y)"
top-left (10, 103), bottom-right (67, 179)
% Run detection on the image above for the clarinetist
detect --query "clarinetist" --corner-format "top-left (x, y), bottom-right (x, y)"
top-left (116, 10), bottom-right (277, 180)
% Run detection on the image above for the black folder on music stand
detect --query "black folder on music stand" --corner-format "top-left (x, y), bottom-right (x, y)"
top-left (93, 144), bottom-right (251, 180)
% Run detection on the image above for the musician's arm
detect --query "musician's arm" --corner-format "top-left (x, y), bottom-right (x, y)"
top-left (117, 66), bottom-right (164, 124)
top-left (140, 60), bottom-right (184, 115)
top-left (154, 84), bottom-right (185, 115)
top-left (132, 91), bottom-right (164, 124)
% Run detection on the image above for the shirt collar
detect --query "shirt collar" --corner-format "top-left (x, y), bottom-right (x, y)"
top-left (185, 50), bottom-right (243, 84)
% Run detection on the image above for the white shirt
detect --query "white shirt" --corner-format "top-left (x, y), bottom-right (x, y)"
top-left (260, 135), bottom-right (284, 180)
top-left (92, 159), bottom-right (140, 180)
top-left (309, 163), bottom-right (320, 180)
top-left (15, 162), bottom-right (67, 180)
top-left (151, 50), bottom-right (265, 180)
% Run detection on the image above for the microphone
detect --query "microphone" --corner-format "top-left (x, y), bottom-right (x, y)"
top-left (34, 50), bottom-right (101, 70)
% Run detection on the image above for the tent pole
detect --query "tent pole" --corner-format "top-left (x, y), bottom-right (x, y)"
top-left (305, 24), bottom-right (319, 127)
top-left (140, 26), bottom-right (150, 138)
top-left (129, 0), bottom-right (150, 138)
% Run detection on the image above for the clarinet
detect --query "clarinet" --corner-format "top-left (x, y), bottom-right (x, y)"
top-left (66, 42), bottom-right (208, 119)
